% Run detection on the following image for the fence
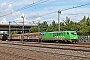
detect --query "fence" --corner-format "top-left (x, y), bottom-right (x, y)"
top-left (78, 36), bottom-right (90, 42)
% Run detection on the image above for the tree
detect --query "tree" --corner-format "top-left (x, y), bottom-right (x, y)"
top-left (78, 16), bottom-right (89, 35)
top-left (29, 15), bottom-right (90, 36)
top-left (46, 20), bottom-right (58, 31)
top-left (63, 16), bottom-right (72, 30)
top-left (38, 21), bottom-right (48, 32)
top-left (46, 24), bottom-right (53, 32)
top-left (86, 17), bottom-right (90, 26)
top-left (49, 20), bottom-right (57, 31)
top-left (29, 27), bottom-right (38, 33)
top-left (60, 22), bottom-right (65, 31)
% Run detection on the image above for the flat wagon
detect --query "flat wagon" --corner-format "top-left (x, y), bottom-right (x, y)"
top-left (10, 32), bottom-right (41, 42)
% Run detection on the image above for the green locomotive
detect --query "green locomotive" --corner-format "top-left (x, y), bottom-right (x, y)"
top-left (41, 31), bottom-right (78, 43)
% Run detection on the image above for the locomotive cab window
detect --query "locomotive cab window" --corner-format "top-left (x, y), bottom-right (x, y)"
top-left (54, 33), bottom-right (57, 36)
top-left (53, 33), bottom-right (54, 37)
top-left (71, 32), bottom-right (77, 35)
top-left (56, 33), bottom-right (58, 36)
top-left (59, 33), bottom-right (60, 35)
top-left (53, 33), bottom-right (55, 36)
top-left (67, 32), bottom-right (69, 35)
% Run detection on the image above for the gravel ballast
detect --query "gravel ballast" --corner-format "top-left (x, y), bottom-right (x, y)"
top-left (0, 44), bottom-right (90, 60)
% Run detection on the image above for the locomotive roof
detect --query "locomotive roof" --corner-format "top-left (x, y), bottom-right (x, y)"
top-left (43, 31), bottom-right (76, 33)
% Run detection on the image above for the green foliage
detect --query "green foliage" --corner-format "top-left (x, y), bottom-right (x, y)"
top-left (78, 16), bottom-right (89, 35)
top-left (39, 21), bottom-right (48, 32)
top-left (29, 16), bottom-right (90, 36)
top-left (86, 17), bottom-right (90, 26)
top-left (46, 20), bottom-right (58, 31)
top-left (29, 27), bottom-right (38, 33)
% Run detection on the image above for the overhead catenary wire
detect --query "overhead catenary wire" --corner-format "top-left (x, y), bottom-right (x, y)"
top-left (8, 0), bottom-right (19, 5)
top-left (26, 12), bottom-right (90, 23)
top-left (61, 3), bottom-right (90, 11)
top-left (60, 13), bottom-right (90, 15)
top-left (0, 1), bottom-right (90, 19)
top-left (26, 2), bottom-right (90, 22)
top-left (26, 2), bottom-right (90, 23)
top-left (0, 0), bottom-right (49, 18)
top-left (36, 3), bottom-right (90, 17)
top-left (13, 21), bottom-right (22, 29)
top-left (0, 0), bottom-right (19, 18)
top-left (16, 0), bottom-right (44, 11)
top-left (44, 3), bottom-right (90, 15)
top-left (0, 0), bottom-right (19, 7)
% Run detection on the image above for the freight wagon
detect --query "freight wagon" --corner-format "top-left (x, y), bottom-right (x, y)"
top-left (9, 31), bottom-right (78, 43)
top-left (10, 32), bottom-right (41, 42)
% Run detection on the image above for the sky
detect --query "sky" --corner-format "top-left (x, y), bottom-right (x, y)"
top-left (0, 0), bottom-right (90, 25)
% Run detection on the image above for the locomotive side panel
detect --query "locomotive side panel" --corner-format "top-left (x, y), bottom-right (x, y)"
top-left (41, 31), bottom-right (78, 43)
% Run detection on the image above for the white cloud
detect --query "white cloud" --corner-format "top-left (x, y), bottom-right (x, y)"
top-left (8, 4), bottom-right (12, 9)
top-left (71, 12), bottom-right (77, 15)
top-left (0, 0), bottom-right (90, 25)
top-left (36, 17), bottom-right (41, 21)
top-left (1, 2), bottom-right (7, 7)
top-left (45, 6), bottom-right (54, 11)
top-left (13, 0), bottom-right (40, 6)
top-left (0, 3), bottom-right (20, 17)
top-left (15, 13), bottom-right (25, 21)
top-left (0, 18), bottom-right (7, 23)
top-left (14, 14), bottom-right (31, 25)
top-left (29, 12), bottom-right (40, 18)
top-left (60, 8), bottom-right (90, 22)
top-left (0, 3), bottom-right (13, 17)
top-left (12, 11), bottom-right (20, 16)
top-left (15, 16), bottom-right (23, 23)
top-left (14, 13), bottom-right (42, 25)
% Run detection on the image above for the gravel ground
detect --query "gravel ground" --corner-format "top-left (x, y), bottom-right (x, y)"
top-left (0, 43), bottom-right (90, 58)
top-left (0, 46), bottom-right (90, 60)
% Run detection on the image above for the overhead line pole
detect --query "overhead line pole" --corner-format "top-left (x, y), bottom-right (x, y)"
top-left (21, 15), bottom-right (25, 44)
top-left (58, 10), bottom-right (61, 32)
top-left (9, 21), bottom-right (11, 41)
top-left (38, 21), bottom-right (40, 32)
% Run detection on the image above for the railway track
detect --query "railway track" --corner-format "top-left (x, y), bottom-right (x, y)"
top-left (0, 41), bottom-right (90, 58)
top-left (25, 42), bottom-right (90, 48)
top-left (1, 41), bottom-right (90, 52)
top-left (78, 42), bottom-right (90, 45)
top-left (7, 41), bottom-right (90, 47)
